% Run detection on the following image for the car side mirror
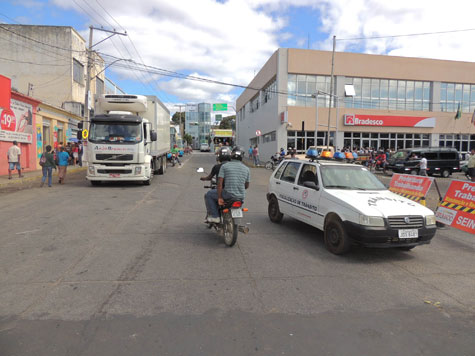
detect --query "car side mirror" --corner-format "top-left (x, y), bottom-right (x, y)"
top-left (303, 181), bottom-right (319, 190)
top-left (151, 131), bottom-right (157, 142)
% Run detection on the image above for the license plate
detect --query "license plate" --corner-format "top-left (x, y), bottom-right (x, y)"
top-left (398, 229), bottom-right (418, 238)
top-left (109, 173), bottom-right (120, 178)
top-left (231, 208), bottom-right (243, 218)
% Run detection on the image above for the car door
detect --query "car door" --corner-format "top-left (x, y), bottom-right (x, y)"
top-left (275, 161), bottom-right (302, 218)
top-left (294, 164), bottom-right (324, 229)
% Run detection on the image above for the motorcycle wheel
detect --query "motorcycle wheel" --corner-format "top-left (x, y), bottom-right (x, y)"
top-left (222, 212), bottom-right (238, 247)
top-left (265, 161), bottom-right (274, 170)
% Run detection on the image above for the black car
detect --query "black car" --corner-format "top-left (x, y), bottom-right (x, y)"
top-left (387, 148), bottom-right (460, 177)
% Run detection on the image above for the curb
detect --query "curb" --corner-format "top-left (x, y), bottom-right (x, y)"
top-left (0, 167), bottom-right (86, 188)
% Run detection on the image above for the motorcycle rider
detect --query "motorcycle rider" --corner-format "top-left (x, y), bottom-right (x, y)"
top-left (201, 146), bottom-right (231, 184)
top-left (204, 146), bottom-right (250, 223)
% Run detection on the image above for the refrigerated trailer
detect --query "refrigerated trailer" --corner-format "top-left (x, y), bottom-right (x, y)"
top-left (83, 94), bottom-right (170, 185)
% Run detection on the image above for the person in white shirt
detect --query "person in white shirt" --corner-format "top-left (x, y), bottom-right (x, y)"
top-left (418, 153), bottom-right (428, 176)
top-left (7, 141), bottom-right (23, 179)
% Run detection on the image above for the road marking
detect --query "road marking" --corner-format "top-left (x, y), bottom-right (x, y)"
top-left (15, 229), bottom-right (40, 235)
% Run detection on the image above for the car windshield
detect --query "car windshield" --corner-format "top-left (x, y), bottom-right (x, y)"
top-left (320, 165), bottom-right (386, 190)
top-left (89, 122), bottom-right (142, 143)
top-left (392, 150), bottom-right (409, 160)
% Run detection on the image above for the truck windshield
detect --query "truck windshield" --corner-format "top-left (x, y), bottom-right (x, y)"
top-left (89, 122), bottom-right (142, 143)
top-left (320, 165), bottom-right (386, 191)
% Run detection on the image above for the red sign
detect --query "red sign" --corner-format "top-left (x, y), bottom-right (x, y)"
top-left (1, 108), bottom-right (16, 131)
top-left (256, 129), bottom-right (262, 136)
top-left (344, 114), bottom-right (435, 127)
top-left (435, 180), bottom-right (475, 234)
top-left (389, 173), bottom-right (434, 198)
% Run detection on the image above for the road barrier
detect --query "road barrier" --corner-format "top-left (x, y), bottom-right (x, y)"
top-left (388, 173), bottom-right (434, 206)
top-left (435, 180), bottom-right (475, 234)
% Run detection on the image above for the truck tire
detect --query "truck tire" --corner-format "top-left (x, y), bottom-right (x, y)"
top-left (441, 169), bottom-right (450, 178)
top-left (158, 156), bottom-right (166, 175)
top-left (324, 219), bottom-right (351, 255)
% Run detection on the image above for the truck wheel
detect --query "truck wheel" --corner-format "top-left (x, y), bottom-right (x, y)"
top-left (268, 196), bottom-right (283, 223)
top-left (158, 156), bottom-right (166, 175)
top-left (324, 219), bottom-right (351, 255)
top-left (441, 169), bottom-right (450, 178)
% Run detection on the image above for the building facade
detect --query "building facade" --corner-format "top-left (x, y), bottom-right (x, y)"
top-left (0, 24), bottom-right (105, 117)
top-left (236, 49), bottom-right (475, 159)
top-left (185, 103), bottom-right (211, 149)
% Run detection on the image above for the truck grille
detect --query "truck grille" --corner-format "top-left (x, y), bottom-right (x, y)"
top-left (96, 154), bottom-right (133, 161)
top-left (97, 169), bottom-right (133, 174)
top-left (388, 216), bottom-right (424, 229)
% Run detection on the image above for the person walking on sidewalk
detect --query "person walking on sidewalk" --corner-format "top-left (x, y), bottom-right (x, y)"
top-left (57, 146), bottom-right (70, 184)
top-left (7, 141), bottom-right (23, 180)
top-left (252, 145), bottom-right (260, 166)
top-left (40, 145), bottom-right (56, 187)
top-left (468, 148), bottom-right (475, 182)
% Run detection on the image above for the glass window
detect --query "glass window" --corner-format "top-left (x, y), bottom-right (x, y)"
top-left (274, 162), bottom-right (287, 180)
top-left (298, 164), bottom-right (318, 186)
top-left (280, 162), bottom-right (301, 183)
top-left (73, 59), bottom-right (84, 84)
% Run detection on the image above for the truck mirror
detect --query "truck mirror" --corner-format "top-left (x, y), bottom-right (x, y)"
top-left (78, 122), bottom-right (83, 130)
top-left (151, 131), bottom-right (157, 142)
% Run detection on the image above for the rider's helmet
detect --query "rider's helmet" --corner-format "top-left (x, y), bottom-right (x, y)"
top-left (231, 146), bottom-right (244, 161)
top-left (218, 146), bottom-right (232, 162)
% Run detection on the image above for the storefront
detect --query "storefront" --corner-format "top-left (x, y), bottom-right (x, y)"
top-left (0, 75), bottom-right (40, 175)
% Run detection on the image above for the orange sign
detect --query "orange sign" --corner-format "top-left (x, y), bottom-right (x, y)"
top-left (389, 173), bottom-right (434, 198)
top-left (435, 180), bottom-right (475, 234)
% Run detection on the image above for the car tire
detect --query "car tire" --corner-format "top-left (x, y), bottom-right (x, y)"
top-left (268, 196), bottom-right (283, 223)
top-left (324, 219), bottom-right (351, 255)
top-left (441, 169), bottom-right (451, 178)
top-left (410, 169), bottom-right (418, 175)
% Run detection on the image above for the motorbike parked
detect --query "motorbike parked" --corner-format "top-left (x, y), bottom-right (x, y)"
top-left (265, 153), bottom-right (283, 170)
top-left (197, 167), bottom-right (249, 247)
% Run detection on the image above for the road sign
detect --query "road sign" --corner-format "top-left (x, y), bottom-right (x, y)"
top-left (213, 103), bottom-right (227, 111)
top-left (256, 129), bottom-right (262, 136)
top-left (215, 114), bottom-right (222, 122)
top-left (82, 129), bottom-right (89, 139)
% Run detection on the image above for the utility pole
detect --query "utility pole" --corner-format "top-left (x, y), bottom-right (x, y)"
top-left (326, 35), bottom-right (336, 148)
top-left (174, 104), bottom-right (186, 136)
top-left (84, 26), bottom-right (127, 123)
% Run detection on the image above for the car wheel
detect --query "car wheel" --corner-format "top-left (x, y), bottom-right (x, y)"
top-left (324, 219), bottom-right (351, 255)
top-left (410, 169), bottom-right (418, 175)
top-left (441, 169), bottom-right (450, 178)
top-left (268, 196), bottom-right (283, 223)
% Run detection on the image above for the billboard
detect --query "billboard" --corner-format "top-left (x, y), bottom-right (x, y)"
top-left (344, 114), bottom-right (436, 128)
top-left (389, 173), bottom-right (434, 205)
top-left (0, 99), bottom-right (33, 143)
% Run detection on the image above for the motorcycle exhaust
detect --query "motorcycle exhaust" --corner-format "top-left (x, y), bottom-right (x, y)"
top-left (238, 225), bottom-right (249, 234)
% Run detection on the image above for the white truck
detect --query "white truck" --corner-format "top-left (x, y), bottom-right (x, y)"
top-left (82, 94), bottom-right (170, 185)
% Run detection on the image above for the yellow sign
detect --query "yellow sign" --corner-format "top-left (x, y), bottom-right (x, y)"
top-left (213, 129), bottom-right (233, 137)
top-left (82, 129), bottom-right (89, 139)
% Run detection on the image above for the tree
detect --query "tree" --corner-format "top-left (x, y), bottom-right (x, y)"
top-left (171, 112), bottom-right (185, 125)
top-left (183, 133), bottom-right (192, 145)
top-left (219, 115), bottom-right (235, 130)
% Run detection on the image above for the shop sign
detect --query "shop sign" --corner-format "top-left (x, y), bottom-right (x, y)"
top-left (344, 114), bottom-right (436, 128)
top-left (0, 99), bottom-right (33, 143)
top-left (389, 173), bottom-right (434, 205)
top-left (435, 180), bottom-right (475, 234)
top-left (213, 129), bottom-right (233, 137)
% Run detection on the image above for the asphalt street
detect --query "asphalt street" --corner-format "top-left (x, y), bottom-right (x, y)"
top-left (0, 153), bottom-right (474, 356)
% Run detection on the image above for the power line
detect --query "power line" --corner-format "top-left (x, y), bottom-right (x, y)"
top-left (0, 12), bottom-right (19, 24)
top-left (95, 0), bottom-right (125, 32)
top-left (0, 56), bottom-right (69, 66)
top-left (337, 27), bottom-right (475, 41)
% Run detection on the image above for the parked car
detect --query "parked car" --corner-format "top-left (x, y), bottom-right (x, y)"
top-left (267, 159), bottom-right (437, 254)
top-left (200, 143), bottom-right (210, 152)
top-left (387, 148), bottom-right (460, 177)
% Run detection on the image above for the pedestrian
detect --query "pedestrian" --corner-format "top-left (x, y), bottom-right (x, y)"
top-left (248, 145), bottom-right (253, 160)
top-left (252, 145), bottom-right (260, 166)
top-left (78, 142), bottom-right (83, 167)
top-left (418, 153), bottom-right (428, 176)
top-left (40, 145), bottom-right (56, 187)
top-left (7, 140), bottom-right (24, 179)
top-left (468, 148), bottom-right (475, 182)
top-left (57, 146), bottom-right (70, 184)
top-left (72, 143), bottom-right (79, 166)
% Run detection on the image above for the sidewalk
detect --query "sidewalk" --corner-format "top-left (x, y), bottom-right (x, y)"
top-left (0, 165), bottom-right (86, 189)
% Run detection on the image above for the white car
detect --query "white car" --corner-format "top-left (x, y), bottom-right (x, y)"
top-left (200, 143), bottom-right (210, 152)
top-left (267, 159), bottom-right (437, 254)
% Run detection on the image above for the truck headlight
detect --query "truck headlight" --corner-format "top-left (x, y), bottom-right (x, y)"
top-left (135, 167), bottom-right (142, 175)
top-left (425, 215), bottom-right (436, 226)
top-left (359, 215), bottom-right (385, 227)
top-left (88, 166), bottom-right (95, 175)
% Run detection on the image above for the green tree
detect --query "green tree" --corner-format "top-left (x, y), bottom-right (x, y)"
top-left (219, 115), bottom-right (236, 130)
top-left (183, 133), bottom-right (192, 145)
top-left (171, 112), bottom-right (185, 125)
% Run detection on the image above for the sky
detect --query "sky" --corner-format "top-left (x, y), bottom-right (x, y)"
top-left (1, 0), bottom-right (475, 117)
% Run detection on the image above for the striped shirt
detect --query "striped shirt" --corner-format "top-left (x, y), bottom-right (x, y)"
top-left (218, 160), bottom-right (250, 199)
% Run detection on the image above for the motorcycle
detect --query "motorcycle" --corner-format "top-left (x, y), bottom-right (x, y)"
top-left (265, 154), bottom-right (283, 170)
top-left (197, 167), bottom-right (249, 247)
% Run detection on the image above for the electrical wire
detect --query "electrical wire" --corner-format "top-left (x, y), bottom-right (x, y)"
top-left (0, 56), bottom-right (69, 66)
top-left (337, 28), bottom-right (475, 41)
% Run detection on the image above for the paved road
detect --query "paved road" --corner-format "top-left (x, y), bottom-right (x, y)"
top-left (1, 153), bottom-right (474, 356)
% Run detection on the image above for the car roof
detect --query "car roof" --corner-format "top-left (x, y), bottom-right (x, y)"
top-left (281, 159), bottom-right (360, 167)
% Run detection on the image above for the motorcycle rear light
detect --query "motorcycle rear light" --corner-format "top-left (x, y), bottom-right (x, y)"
top-left (223, 209), bottom-right (230, 213)
top-left (243, 208), bottom-right (248, 212)
top-left (231, 201), bottom-right (242, 208)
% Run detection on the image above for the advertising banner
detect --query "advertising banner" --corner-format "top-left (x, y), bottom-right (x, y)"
top-left (0, 99), bottom-right (33, 143)
top-left (344, 114), bottom-right (436, 128)
top-left (436, 180), bottom-right (475, 234)
top-left (36, 124), bottom-right (42, 158)
top-left (389, 173), bottom-right (434, 205)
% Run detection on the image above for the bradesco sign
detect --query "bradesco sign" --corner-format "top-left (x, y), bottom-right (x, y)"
top-left (436, 180), bottom-right (475, 234)
top-left (344, 114), bottom-right (436, 127)
top-left (389, 173), bottom-right (434, 205)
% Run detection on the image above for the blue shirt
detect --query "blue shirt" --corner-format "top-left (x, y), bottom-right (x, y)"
top-left (57, 151), bottom-right (70, 166)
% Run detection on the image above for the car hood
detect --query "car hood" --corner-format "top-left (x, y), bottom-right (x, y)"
top-left (324, 189), bottom-right (432, 217)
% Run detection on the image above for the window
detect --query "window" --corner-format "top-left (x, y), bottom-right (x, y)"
top-left (441, 81), bottom-right (475, 113)
top-left (425, 152), bottom-right (438, 160)
top-left (287, 74), bottom-right (331, 108)
top-left (440, 152), bottom-right (457, 160)
top-left (274, 162), bottom-right (287, 180)
top-left (280, 162), bottom-right (301, 183)
top-left (298, 164), bottom-right (317, 186)
top-left (73, 59), bottom-right (84, 84)
top-left (95, 77), bottom-right (104, 95)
